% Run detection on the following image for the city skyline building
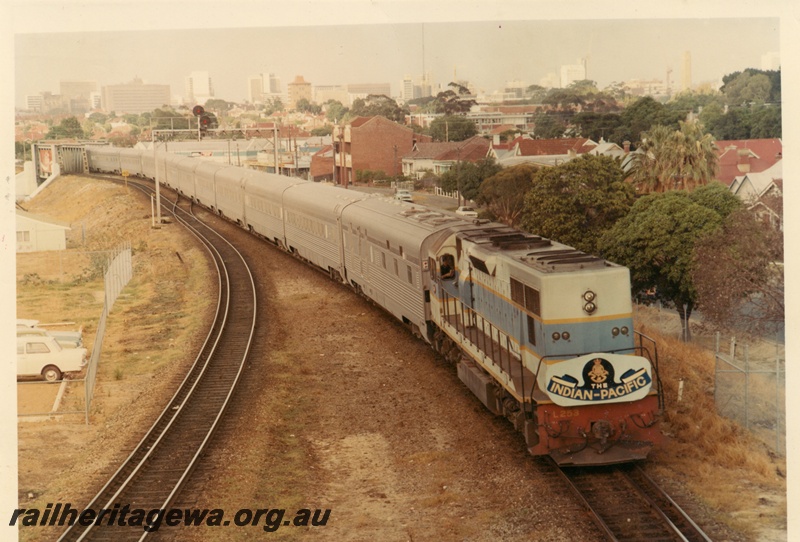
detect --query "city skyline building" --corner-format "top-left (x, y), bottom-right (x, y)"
top-left (682, 51), bottom-right (692, 91)
top-left (248, 74), bottom-right (266, 103)
top-left (185, 70), bottom-right (214, 106)
top-left (101, 77), bottom-right (171, 114)
top-left (287, 75), bottom-right (312, 110)
top-left (560, 60), bottom-right (586, 88)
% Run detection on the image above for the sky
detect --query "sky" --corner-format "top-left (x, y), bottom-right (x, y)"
top-left (13, 17), bottom-right (781, 107)
top-left (2, 1), bottom-right (800, 540)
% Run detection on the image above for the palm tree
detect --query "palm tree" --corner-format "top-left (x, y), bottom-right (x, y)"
top-left (630, 120), bottom-right (719, 193)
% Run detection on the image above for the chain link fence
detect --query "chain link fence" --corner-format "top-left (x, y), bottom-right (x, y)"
top-left (17, 243), bottom-right (132, 423)
top-left (714, 334), bottom-right (785, 455)
top-left (634, 302), bottom-right (785, 456)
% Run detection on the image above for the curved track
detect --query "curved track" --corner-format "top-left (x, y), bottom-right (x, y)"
top-left (554, 460), bottom-right (713, 542)
top-left (58, 177), bottom-right (257, 541)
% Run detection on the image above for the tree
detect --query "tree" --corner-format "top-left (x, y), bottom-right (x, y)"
top-left (599, 185), bottom-right (741, 340)
top-left (311, 126), bottom-right (333, 136)
top-left (295, 98), bottom-right (322, 115)
top-left (749, 105), bottom-right (782, 138)
top-left (350, 94), bottom-right (408, 123)
top-left (532, 112), bottom-right (566, 139)
top-left (721, 71), bottom-right (773, 106)
top-left (571, 111), bottom-right (623, 141)
top-left (429, 115), bottom-right (477, 142)
top-left (611, 96), bottom-right (683, 146)
top-left (432, 82), bottom-right (477, 115)
top-left (629, 121), bottom-right (718, 193)
top-left (264, 97), bottom-right (284, 115)
top-left (520, 154), bottom-right (633, 255)
top-left (45, 116), bottom-right (86, 139)
top-left (477, 164), bottom-right (538, 227)
top-left (439, 158), bottom-right (501, 203)
top-left (324, 100), bottom-right (349, 123)
top-left (693, 207), bottom-right (784, 336)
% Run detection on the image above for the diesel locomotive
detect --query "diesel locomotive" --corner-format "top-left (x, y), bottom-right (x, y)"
top-left (86, 145), bottom-right (663, 466)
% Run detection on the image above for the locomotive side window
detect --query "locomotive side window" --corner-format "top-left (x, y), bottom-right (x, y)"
top-left (527, 315), bottom-right (537, 346)
top-left (439, 254), bottom-right (456, 280)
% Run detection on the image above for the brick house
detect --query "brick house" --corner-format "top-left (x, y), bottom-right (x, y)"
top-left (328, 116), bottom-right (432, 185)
top-left (401, 135), bottom-right (491, 179)
top-left (715, 139), bottom-right (783, 186)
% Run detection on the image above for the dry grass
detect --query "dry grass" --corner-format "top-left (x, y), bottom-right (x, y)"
top-left (636, 316), bottom-right (787, 538)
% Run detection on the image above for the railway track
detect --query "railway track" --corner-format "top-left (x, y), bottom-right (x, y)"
top-left (553, 460), bottom-right (714, 542)
top-left (58, 178), bottom-right (257, 541)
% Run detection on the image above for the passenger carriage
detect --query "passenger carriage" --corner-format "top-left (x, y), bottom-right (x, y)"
top-left (281, 183), bottom-right (372, 280)
top-left (243, 171), bottom-right (308, 246)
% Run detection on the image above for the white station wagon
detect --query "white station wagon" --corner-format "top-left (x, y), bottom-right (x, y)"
top-left (17, 335), bottom-right (88, 381)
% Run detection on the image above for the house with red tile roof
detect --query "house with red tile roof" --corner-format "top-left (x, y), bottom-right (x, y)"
top-left (401, 135), bottom-right (490, 179)
top-left (715, 139), bottom-right (782, 186)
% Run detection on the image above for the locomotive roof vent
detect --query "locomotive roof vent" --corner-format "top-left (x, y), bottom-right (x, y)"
top-left (489, 232), bottom-right (552, 250)
top-left (523, 249), bottom-right (608, 271)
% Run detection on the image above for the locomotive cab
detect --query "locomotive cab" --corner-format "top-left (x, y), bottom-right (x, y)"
top-left (427, 226), bottom-right (663, 466)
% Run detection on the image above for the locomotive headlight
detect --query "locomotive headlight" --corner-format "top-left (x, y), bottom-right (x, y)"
top-left (562, 331), bottom-right (570, 340)
top-left (583, 301), bottom-right (597, 314)
top-left (583, 290), bottom-right (596, 302)
top-left (621, 326), bottom-right (629, 335)
top-left (612, 327), bottom-right (620, 337)
top-left (552, 332), bottom-right (561, 341)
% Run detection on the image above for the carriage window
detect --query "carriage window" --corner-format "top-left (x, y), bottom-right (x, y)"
top-left (407, 265), bottom-right (413, 284)
top-left (382, 252), bottom-right (387, 269)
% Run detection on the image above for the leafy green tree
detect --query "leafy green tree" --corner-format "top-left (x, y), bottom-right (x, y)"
top-left (721, 71), bottom-right (772, 105)
top-left (520, 154), bottom-right (633, 255)
top-left (439, 158), bottom-right (501, 204)
top-left (477, 164), bottom-right (538, 227)
top-left (748, 105), bottom-right (782, 138)
top-left (429, 115), bottom-right (477, 142)
top-left (432, 82), bottom-right (477, 115)
top-left (264, 97), bottom-right (284, 115)
top-left (532, 112), bottom-right (566, 139)
top-left (88, 112), bottom-right (108, 124)
top-left (311, 126), bottom-right (333, 136)
top-left (693, 207), bottom-right (784, 335)
top-left (295, 98), bottom-right (322, 115)
top-left (571, 112), bottom-right (623, 141)
top-left (629, 121), bottom-right (718, 193)
top-left (611, 96), bottom-right (683, 146)
top-left (524, 84), bottom-right (549, 102)
top-left (45, 116), bottom-right (86, 139)
top-left (325, 100), bottom-right (349, 123)
top-left (204, 98), bottom-right (234, 113)
top-left (151, 108), bottom-right (191, 130)
top-left (350, 94), bottom-right (408, 123)
top-left (599, 185), bottom-right (741, 340)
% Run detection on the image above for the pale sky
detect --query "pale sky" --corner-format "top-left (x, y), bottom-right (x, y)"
top-left (10, 6), bottom-right (784, 107)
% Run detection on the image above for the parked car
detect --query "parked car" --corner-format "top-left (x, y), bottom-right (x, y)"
top-left (17, 335), bottom-right (88, 381)
top-left (394, 190), bottom-right (413, 202)
top-left (455, 206), bottom-right (479, 218)
top-left (17, 319), bottom-right (83, 348)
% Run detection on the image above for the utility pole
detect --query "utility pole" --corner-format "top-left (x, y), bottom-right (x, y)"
top-left (273, 124), bottom-right (279, 175)
top-left (152, 134), bottom-right (162, 228)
